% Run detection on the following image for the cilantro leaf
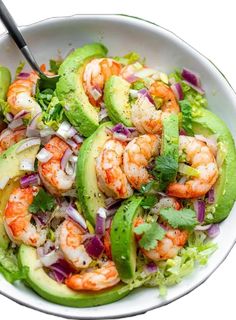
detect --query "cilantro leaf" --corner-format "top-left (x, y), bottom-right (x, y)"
top-left (152, 155), bottom-right (178, 190)
top-left (179, 99), bottom-right (193, 136)
top-left (141, 195), bottom-right (157, 209)
top-left (29, 189), bottom-right (56, 214)
top-left (35, 87), bottom-right (54, 110)
top-left (160, 208), bottom-right (198, 230)
top-left (134, 222), bottom-right (166, 250)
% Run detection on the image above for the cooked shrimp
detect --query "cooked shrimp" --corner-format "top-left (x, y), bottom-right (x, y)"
top-left (150, 197), bottom-right (181, 215)
top-left (7, 71), bottom-right (41, 118)
top-left (123, 134), bottom-right (160, 190)
top-left (131, 82), bottom-right (179, 134)
top-left (96, 138), bottom-right (133, 199)
top-left (65, 260), bottom-right (120, 291)
top-left (58, 219), bottom-right (92, 269)
top-left (0, 128), bottom-right (26, 154)
top-left (167, 135), bottom-right (219, 198)
top-left (83, 58), bottom-right (121, 106)
top-left (135, 218), bottom-right (188, 260)
top-left (38, 136), bottom-right (75, 196)
top-left (3, 186), bottom-right (47, 247)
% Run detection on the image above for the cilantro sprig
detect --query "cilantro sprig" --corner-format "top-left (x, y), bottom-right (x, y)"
top-left (179, 100), bottom-right (193, 135)
top-left (134, 222), bottom-right (166, 250)
top-left (29, 189), bottom-right (56, 214)
top-left (141, 195), bottom-right (157, 209)
top-left (152, 155), bottom-right (178, 190)
top-left (160, 208), bottom-right (197, 230)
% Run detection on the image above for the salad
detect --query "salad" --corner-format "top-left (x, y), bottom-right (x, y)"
top-left (0, 43), bottom-right (236, 307)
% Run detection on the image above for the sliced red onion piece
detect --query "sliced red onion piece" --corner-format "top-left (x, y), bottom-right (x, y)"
top-left (49, 259), bottom-right (75, 282)
top-left (138, 88), bottom-right (154, 104)
top-left (39, 250), bottom-right (61, 267)
top-left (26, 127), bottom-right (40, 138)
top-left (20, 173), bottom-right (40, 188)
top-left (17, 72), bottom-right (30, 79)
top-left (207, 188), bottom-right (215, 204)
top-left (39, 127), bottom-right (55, 137)
top-left (0, 176), bottom-right (10, 190)
top-left (144, 261), bottom-right (158, 274)
top-left (170, 82), bottom-right (184, 100)
top-left (0, 128), bottom-right (11, 140)
top-left (13, 110), bottom-right (29, 120)
top-left (112, 132), bottom-right (130, 141)
top-left (36, 148), bottom-right (53, 163)
top-left (182, 80), bottom-right (205, 95)
top-left (95, 208), bottom-right (107, 236)
top-left (105, 198), bottom-right (122, 216)
top-left (43, 240), bottom-right (56, 254)
top-left (73, 134), bottom-right (84, 144)
top-left (19, 158), bottom-right (35, 171)
top-left (16, 138), bottom-right (41, 154)
top-left (179, 128), bottom-right (187, 136)
top-left (195, 224), bottom-right (212, 231)
top-left (84, 235), bottom-right (104, 258)
top-left (65, 138), bottom-right (78, 151)
top-left (207, 224), bottom-right (220, 238)
top-left (61, 148), bottom-right (73, 171)
top-left (182, 68), bottom-right (201, 87)
top-left (28, 112), bottom-right (42, 130)
top-left (124, 74), bottom-right (139, 83)
top-left (8, 118), bottom-right (24, 130)
top-left (5, 112), bottom-right (14, 122)
top-left (35, 211), bottom-right (51, 226)
top-left (66, 204), bottom-right (87, 230)
top-left (98, 107), bottom-right (108, 121)
top-left (193, 200), bottom-right (205, 223)
top-left (56, 121), bottom-right (75, 139)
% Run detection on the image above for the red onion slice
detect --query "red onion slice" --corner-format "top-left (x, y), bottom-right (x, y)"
top-left (5, 112), bottom-right (14, 122)
top-left (182, 68), bottom-right (201, 87)
top-left (182, 80), bottom-right (205, 95)
top-left (138, 88), bottom-right (154, 104)
top-left (28, 112), bottom-right (42, 130)
top-left (17, 72), bottom-right (30, 79)
top-left (57, 121), bottom-right (77, 140)
top-left (193, 200), bottom-right (205, 223)
top-left (16, 138), bottom-right (41, 154)
top-left (39, 250), bottom-right (61, 267)
top-left (95, 208), bottom-right (107, 236)
top-left (8, 118), bottom-right (24, 130)
top-left (73, 134), bottom-right (84, 144)
top-left (170, 82), bottom-right (184, 100)
top-left (144, 261), bottom-right (158, 274)
top-left (36, 148), bottom-right (53, 163)
top-left (207, 224), bottom-right (220, 238)
top-left (84, 235), bottom-right (104, 259)
top-left (61, 148), bottom-right (73, 171)
top-left (66, 204), bottom-right (87, 230)
top-left (19, 158), bottom-right (35, 171)
top-left (207, 188), bottom-right (215, 204)
top-left (195, 224), bottom-right (212, 231)
top-left (13, 110), bottom-right (30, 120)
top-left (20, 173), bottom-right (40, 188)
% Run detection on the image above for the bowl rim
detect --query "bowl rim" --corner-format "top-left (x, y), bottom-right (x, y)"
top-left (0, 13), bottom-right (236, 320)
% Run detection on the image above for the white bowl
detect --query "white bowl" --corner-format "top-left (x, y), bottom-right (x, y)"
top-left (0, 14), bottom-right (236, 319)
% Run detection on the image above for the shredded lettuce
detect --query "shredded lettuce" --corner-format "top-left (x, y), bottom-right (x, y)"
top-left (0, 99), bottom-right (10, 118)
top-left (0, 247), bottom-right (28, 283)
top-left (42, 96), bottom-right (65, 130)
top-left (119, 231), bottom-right (217, 296)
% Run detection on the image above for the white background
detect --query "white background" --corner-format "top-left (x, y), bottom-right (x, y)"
top-left (0, 0), bottom-right (235, 319)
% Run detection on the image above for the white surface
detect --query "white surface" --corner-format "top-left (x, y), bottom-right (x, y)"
top-left (0, 0), bottom-right (236, 319)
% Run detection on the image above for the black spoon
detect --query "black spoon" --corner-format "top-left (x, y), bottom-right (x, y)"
top-left (0, 0), bottom-right (59, 90)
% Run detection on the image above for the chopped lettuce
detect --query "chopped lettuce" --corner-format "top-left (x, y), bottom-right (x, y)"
top-left (15, 61), bottom-right (25, 79)
top-left (0, 99), bottom-right (10, 118)
top-left (49, 59), bottom-right (63, 74)
top-left (169, 69), bottom-right (207, 114)
top-left (0, 247), bottom-right (28, 283)
top-left (42, 96), bottom-right (65, 130)
top-left (113, 51), bottom-right (141, 65)
top-left (119, 230), bottom-right (217, 296)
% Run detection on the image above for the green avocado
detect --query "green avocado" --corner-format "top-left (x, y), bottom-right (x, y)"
top-left (104, 76), bottom-right (132, 126)
top-left (0, 138), bottom-right (40, 249)
top-left (18, 245), bottom-right (130, 307)
top-left (56, 43), bottom-right (108, 137)
top-left (111, 196), bottom-right (143, 282)
top-left (192, 109), bottom-right (236, 223)
top-left (0, 65), bottom-right (11, 100)
top-left (76, 122), bottom-right (112, 225)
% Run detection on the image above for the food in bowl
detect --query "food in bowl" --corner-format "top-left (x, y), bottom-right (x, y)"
top-left (0, 42), bottom-right (236, 307)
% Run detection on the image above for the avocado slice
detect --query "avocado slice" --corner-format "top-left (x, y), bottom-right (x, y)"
top-left (111, 196), bottom-right (143, 282)
top-left (192, 109), bottom-right (236, 223)
top-left (18, 245), bottom-right (130, 307)
top-left (0, 138), bottom-right (40, 249)
top-left (56, 43), bottom-right (108, 137)
top-left (0, 65), bottom-right (11, 100)
top-left (76, 122), bottom-right (112, 225)
top-left (104, 76), bottom-right (132, 126)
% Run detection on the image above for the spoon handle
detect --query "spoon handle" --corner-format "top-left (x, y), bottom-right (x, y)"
top-left (0, 0), bottom-right (41, 73)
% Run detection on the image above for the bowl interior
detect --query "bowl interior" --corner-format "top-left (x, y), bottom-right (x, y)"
top-left (0, 14), bottom-right (236, 319)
